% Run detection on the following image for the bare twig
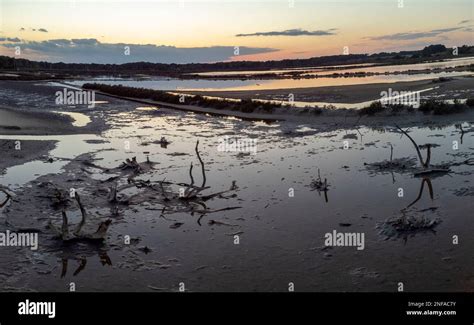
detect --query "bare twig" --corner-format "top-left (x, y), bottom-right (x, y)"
top-left (195, 140), bottom-right (206, 188)
top-left (74, 192), bottom-right (87, 236)
top-left (189, 162), bottom-right (195, 186)
top-left (395, 124), bottom-right (427, 168)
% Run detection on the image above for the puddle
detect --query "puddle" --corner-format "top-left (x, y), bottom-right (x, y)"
top-left (52, 111), bottom-right (92, 127)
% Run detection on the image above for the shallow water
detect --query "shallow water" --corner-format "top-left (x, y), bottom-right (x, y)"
top-left (1, 105), bottom-right (473, 292)
top-left (51, 111), bottom-right (92, 127)
top-left (71, 71), bottom-right (473, 92)
top-left (192, 56), bottom-right (474, 77)
top-left (69, 57), bottom-right (474, 92)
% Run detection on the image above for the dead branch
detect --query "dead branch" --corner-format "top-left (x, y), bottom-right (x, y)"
top-left (406, 177), bottom-right (434, 209)
top-left (61, 210), bottom-right (69, 238)
top-left (73, 192), bottom-right (87, 236)
top-left (108, 185), bottom-right (117, 203)
top-left (159, 179), bottom-right (170, 201)
top-left (395, 124), bottom-right (427, 168)
top-left (310, 169), bottom-right (330, 202)
top-left (193, 206), bottom-right (242, 214)
top-left (189, 162), bottom-right (195, 186)
top-left (195, 140), bottom-right (206, 188)
top-left (0, 189), bottom-right (11, 208)
top-left (50, 191), bottom-right (112, 242)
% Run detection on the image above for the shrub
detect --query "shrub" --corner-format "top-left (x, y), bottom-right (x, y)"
top-left (466, 98), bottom-right (474, 107)
top-left (82, 83), bottom-right (281, 114)
top-left (359, 101), bottom-right (385, 116)
top-left (419, 99), bottom-right (464, 115)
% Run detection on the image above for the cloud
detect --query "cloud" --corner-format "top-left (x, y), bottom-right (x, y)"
top-left (0, 38), bottom-right (277, 64)
top-left (459, 20), bottom-right (471, 25)
top-left (0, 37), bottom-right (21, 42)
top-left (236, 28), bottom-right (336, 37)
top-left (24, 28), bottom-right (49, 33)
top-left (369, 27), bottom-right (462, 41)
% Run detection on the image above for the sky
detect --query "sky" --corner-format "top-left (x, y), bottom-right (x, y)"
top-left (0, 0), bottom-right (472, 64)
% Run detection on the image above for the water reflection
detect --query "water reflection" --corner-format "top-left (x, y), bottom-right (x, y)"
top-left (70, 70), bottom-right (473, 92)
top-left (379, 176), bottom-right (440, 243)
top-left (60, 250), bottom-right (112, 278)
top-left (405, 177), bottom-right (434, 210)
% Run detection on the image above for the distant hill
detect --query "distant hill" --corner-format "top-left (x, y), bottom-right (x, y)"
top-left (0, 44), bottom-right (473, 76)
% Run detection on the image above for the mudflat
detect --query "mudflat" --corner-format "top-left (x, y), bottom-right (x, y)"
top-left (0, 107), bottom-right (77, 135)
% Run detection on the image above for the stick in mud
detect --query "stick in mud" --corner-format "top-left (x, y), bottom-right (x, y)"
top-left (0, 189), bottom-right (11, 208)
top-left (395, 124), bottom-right (429, 168)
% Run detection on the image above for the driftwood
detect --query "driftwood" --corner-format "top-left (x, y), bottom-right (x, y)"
top-left (0, 188), bottom-right (11, 208)
top-left (71, 140), bottom-right (240, 225)
top-left (180, 140), bottom-right (208, 200)
top-left (395, 124), bottom-right (450, 176)
top-left (50, 192), bottom-right (112, 242)
top-left (157, 137), bottom-right (171, 148)
top-left (455, 123), bottom-right (474, 145)
top-left (310, 169), bottom-right (330, 202)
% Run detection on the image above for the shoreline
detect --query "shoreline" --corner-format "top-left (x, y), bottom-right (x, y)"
top-left (181, 76), bottom-right (474, 104)
top-left (0, 107), bottom-right (83, 136)
top-left (1, 79), bottom-right (473, 135)
top-left (0, 139), bottom-right (57, 175)
top-left (79, 80), bottom-right (474, 128)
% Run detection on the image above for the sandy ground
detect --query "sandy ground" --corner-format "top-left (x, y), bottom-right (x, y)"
top-left (182, 76), bottom-right (474, 103)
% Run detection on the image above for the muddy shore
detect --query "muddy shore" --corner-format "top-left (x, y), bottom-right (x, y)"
top-left (0, 139), bottom-right (57, 175)
top-left (1, 79), bottom-right (473, 292)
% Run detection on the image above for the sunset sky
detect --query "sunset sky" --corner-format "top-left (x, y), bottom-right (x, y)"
top-left (0, 0), bottom-right (472, 63)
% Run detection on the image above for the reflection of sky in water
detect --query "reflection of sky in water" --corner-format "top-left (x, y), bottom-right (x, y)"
top-left (1, 108), bottom-right (473, 291)
top-left (0, 134), bottom-right (100, 187)
top-left (51, 111), bottom-right (92, 127)
top-left (192, 57), bottom-right (474, 77)
top-left (69, 57), bottom-right (474, 91)
top-left (70, 71), bottom-right (473, 91)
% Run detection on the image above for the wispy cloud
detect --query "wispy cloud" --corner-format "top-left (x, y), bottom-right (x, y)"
top-left (369, 27), bottom-right (462, 41)
top-left (236, 28), bottom-right (336, 37)
top-left (24, 27), bottom-right (49, 33)
top-left (459, 20), bottom-right (471, 25)
top-left (0, 38), bottom-right (277, 64)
